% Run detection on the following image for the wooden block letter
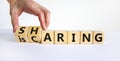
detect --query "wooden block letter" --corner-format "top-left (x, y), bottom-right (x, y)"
top-left (28, 26), bottom-right (42, 43)
top-left (55, 31), bottom-right (67, 44)
top-left (81, 31), bottom-right (92, 44)
top-left (68, 31), bottom-right (80, 44)
top-left (42, 31), bottom-right (54, 44)
top-left (93, 31), bottom-right (104, 44)
top-left (14, 26), bottom-right (29, 43)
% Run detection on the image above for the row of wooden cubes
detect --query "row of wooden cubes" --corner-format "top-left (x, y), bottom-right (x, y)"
top-left (14, 26), bottom-right (104, 44)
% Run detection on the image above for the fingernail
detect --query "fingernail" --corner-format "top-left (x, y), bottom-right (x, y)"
top-left (13, 28), bottom-right (16, 33)
top-left (13, 26), bottom-right (17, 33)
top-left (44, 26), bottom-right (47, 30)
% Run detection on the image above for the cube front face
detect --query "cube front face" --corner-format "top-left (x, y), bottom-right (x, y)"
top-left (68, 31), bottom-right (80, 44)
top-left (93, 31), bottom-right (104, 44)
top-left (28, 26), bottom-right (42, 43)
top-left (14, 26), bottom-right (29, 43)
top-left (14, 26), bottom-right (104, 44)
top-left (42, 31), bottom-right (54, 44)
top-left (81, 31), bottom-right (93, 44)
top-left (55, 31), bottom-right (67, 44)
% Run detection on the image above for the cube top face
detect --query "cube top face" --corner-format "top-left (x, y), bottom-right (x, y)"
top-left (28, 26), bottom-right (42, 36)
top-left (68, 31), bottom-right (80, 44)
top-left (55, 31), bottom-right (67, 44)
top-left (81, 31), bottom-right (93, 44)
top-left (15, 26), bottom-right (29, 36)
top-left (93, 31), bottom-right (104, 44)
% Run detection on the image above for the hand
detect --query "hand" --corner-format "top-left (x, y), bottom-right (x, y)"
top-left (8, 0), bottom-right (50, 32)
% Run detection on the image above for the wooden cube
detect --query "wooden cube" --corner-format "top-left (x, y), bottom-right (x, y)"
top-left (93, 31), bottom-right (104, 44)
top-left (14, 26), bottom-right (29, 43)
top-left (42, 31), bottom-right (54, 44)
top-left (81, 31), bottom-right (93, 44)
top-left (28, 26), bottom-right (42, 43)
top-left (55, 31), bottom-right (67, 44)
top-left (68, 31), bottom-right (80, 44)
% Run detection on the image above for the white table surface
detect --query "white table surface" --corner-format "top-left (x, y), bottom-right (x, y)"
top-left (0, 29), bottom-right (120, 61)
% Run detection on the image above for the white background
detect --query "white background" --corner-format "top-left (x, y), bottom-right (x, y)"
top-left (0, 0), bottom-right (120, 61)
